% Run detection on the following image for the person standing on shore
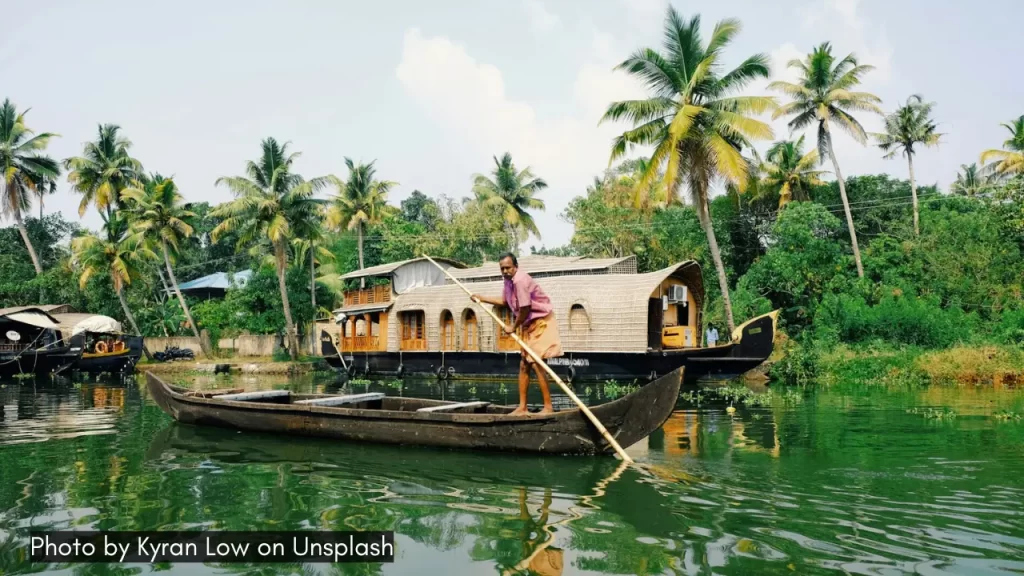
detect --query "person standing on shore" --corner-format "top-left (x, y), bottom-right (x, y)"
top-left (472, 253), bottom-right (563, 415)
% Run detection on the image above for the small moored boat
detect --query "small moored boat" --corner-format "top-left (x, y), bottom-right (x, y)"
top-left (53, 313), bottom-right (143, 373)
top-left (0, 306), bottom-right (81, 378)
top-left (145, 368), bottom-right (683, 455)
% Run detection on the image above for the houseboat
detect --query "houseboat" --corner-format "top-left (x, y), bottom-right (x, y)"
top-left (319, 255), bottom-right (778, 384)
top-left (0, 307), bottom-right (82, 378)
top-left (53, 313), bottom-right (143, 373)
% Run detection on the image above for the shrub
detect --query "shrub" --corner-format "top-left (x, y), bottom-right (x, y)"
top-left (770, 335), bottom-right (819, 385)
top-left (816, 292), bottom-right (979, 348)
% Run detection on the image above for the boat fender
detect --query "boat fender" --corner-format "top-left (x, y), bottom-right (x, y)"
top-left (649, 370), bottom-right (657, 381)
top-left (447, 366), bottom-right (456, 378)
top-left (363, 360), bottom-right (371, 375)
top-left (396, 364), bottom-right (404, 377)
top-left (436, 366), bottom-right (446, 380)
top-left (346, 364), bottom-right (356, 377)
top-left (567, 366), bottom-right (576, 383)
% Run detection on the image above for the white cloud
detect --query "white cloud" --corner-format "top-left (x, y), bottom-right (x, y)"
top-left (620, 0), bottom-right (666, 15)
top-left (801, 0), bottom-right (892, 83)
top-left (523, 0), bottom-right (559, 33)
top-left (395, 28), bottom-right (645, 247)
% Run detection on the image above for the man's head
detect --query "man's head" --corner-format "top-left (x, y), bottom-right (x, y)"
top-left (498, 253), bottom-right (518, 279)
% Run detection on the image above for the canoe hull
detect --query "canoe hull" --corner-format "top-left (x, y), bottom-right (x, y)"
top-left (321, 312), bottom-right (777, 383)
top-left (145, 368), bottom-right (683, 455)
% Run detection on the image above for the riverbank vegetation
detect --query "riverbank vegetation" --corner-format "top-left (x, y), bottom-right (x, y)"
top-left (0, 7), bottom-right (1020, 381)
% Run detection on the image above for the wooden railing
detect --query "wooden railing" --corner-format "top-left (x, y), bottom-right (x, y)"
top-left (343, 284), bottom-right (391, 307)
top-left (340, 336), bottom-right (380, 352)
top-left (400, 338), bottom-right (428, 351)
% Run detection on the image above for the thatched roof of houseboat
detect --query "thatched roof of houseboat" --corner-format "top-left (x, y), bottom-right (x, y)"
top-left (389, 260), bottom-right (702, 353)
top-left (340, 257), bottom-right (464, 280)
top-left (449, 255), bottom-right (637, 283)
top-left (0, 307), bottom-right (61, 329)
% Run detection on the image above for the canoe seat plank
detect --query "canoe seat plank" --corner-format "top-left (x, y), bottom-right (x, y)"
top-left (417, 401), bottom-right (490, 413)
top-left (295, 392), bottom-right (386, 406)
top-left (215, 390), bottom-right (290, 402)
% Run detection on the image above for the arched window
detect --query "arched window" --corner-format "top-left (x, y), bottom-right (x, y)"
top-left (495, 306), bottom-right (521, 351)
top-left (569, 303), bottom-right (590, 331)
top-left (399, 310), bottom-right (426, 350)
top-left (440, 310), bottom-right (456, 351)
top-left (462, 309), bottom-right (479, 351)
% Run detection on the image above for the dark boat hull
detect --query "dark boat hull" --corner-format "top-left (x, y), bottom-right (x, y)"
top-left (0, 347), bottom-right (81, 378)
top-left (321, 312), bottom-right (777, 383)
top-left (145, 368), bottom-right (683, 455)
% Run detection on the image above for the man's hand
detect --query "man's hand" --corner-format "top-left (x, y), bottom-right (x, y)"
top-left (503, 325), bottom-right (516, 335)
top-left (470, 294), bottom-right (483, 303)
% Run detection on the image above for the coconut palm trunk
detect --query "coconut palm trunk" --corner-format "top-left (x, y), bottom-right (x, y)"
top-left (825, 132), bottom-right (865, 278)
top-left (907, 155), bottom-right (920, 237)
top-left (13, 210), bottom-right (43, 275)
top-left (696, 195), bottom-right (736, 335)
top-left (116, 286), bottom-right (153, 360)
top-left (357, 223), bottom-right (365, 289)
top-left (161, 239), bottom-right (209, 357)
top-left (274, 241), bottom-right (300, 360)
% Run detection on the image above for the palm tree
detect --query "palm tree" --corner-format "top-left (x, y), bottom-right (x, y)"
top-left (601, 7), bottom-right (776, 333)
top-left (980, 115), bottom-right (1024, 179)
top-left (30, 173), bottom-right (58, 219)
top-left (873, 95), bottom-right (942, 236)
top-left (759, 136), bottom-right (828, 207)
top-left (326, 159), bottom-right (396, 287)
top-left (63, 124), bottom-right (142, 222)
top-left (121, 174), bottom-right (210, 357)
top-left (212, 138), bottom-right (328, 360)
top-left (769, 42), bottom-right (882, 277)
top-left (951, 163), bottom-right (990, 197)
top-left (71, 217), bottom-right (155, 360)
top-left (471, 152), bottom-right (547, 252)
top-left (0, 99), bottom-right (60, 275)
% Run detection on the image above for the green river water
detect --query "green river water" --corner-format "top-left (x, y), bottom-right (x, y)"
top-left (1, 372), bottom-right (1023, 575)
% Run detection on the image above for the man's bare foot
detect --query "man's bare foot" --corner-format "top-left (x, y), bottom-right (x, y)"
top-left (536, 407), bottom-right (555, 416)
top-left (509, 407), bottom-right (529, 416)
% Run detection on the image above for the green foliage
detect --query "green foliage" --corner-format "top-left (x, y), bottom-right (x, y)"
top-left (190, 266), bottom-right (320, 342)
top-left (817, 293), bottom-right (978, 348)
top-left (769, 336), bottom-right (820, 385)
top-left (737, 202), bottom-right (850, 327)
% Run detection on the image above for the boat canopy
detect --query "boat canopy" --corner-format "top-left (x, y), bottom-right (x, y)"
top-left (52, 313), bottom-right (123, 337)
top-left (0, 307), bottom-right (60, 330)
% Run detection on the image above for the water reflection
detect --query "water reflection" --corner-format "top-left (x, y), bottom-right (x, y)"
top-left (2, 375), bottom-right (1024, 575)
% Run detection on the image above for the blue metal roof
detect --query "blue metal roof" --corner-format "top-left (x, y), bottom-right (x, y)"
top-left (178, 270), bottom-right (253, 291)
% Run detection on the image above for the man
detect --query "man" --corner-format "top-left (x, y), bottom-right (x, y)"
top-left (472, 253), bottom-right (563, 415)
top-left (706, 324), bottom-right (719, 347)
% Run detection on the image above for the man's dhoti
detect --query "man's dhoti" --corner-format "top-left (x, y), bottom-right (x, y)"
top-left (521, 313), bottom-right (563, 365)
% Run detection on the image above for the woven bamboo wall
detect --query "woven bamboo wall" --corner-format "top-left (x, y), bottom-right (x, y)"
top-left (384, 261), bottom-right (702, 353)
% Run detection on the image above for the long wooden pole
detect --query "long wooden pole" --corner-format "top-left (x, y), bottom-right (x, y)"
top-left (422, 255), bottom-right (633, 463)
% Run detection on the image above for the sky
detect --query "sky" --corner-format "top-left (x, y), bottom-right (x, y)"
top-left (3, 0), bottom-right (1022, 250)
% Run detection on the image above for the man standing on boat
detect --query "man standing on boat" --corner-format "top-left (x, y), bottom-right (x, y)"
top-left (472, 253), bottom-right (563, 416)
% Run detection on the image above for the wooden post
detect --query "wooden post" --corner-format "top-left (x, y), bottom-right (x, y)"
top-left (422, 254), bottom-right (634, 463)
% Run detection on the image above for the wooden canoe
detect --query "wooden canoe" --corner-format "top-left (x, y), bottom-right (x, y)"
top-left (145, 368), bottom-right (683, 455)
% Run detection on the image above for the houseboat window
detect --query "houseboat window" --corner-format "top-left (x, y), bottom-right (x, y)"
top-left (462, 309), bottom-right (479, 351)
top-left (399, 311), bottom-right (426, 350)
top-left (677, 302), bottom-right (689, 326)
top-left (440, 310), bottom-right (456, 351)
top-left (569, 303), bottom-right (590, 330)
top-left (495, 306), bottom-right (521, 351)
